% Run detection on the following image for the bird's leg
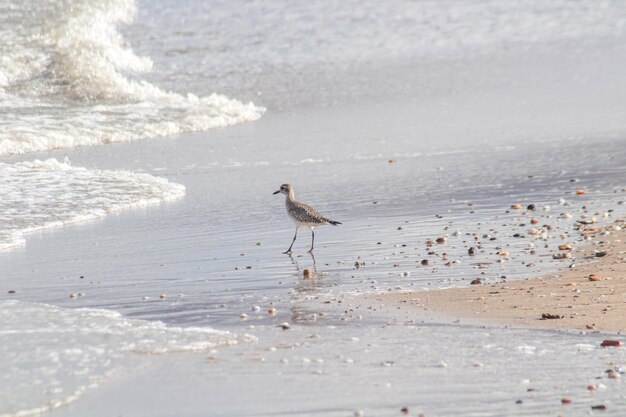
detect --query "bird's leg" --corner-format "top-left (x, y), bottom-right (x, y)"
top-left (284, 227), bottom-right (298, 254)
top-left (308, 228), bottom-right (315, 253)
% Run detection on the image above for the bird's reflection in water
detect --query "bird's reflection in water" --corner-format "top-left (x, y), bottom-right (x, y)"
top-left (287, 251), bottom-right (336, 325)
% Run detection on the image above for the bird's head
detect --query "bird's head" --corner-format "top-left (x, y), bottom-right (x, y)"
top-left (273, 183), bottom-right (292, 196)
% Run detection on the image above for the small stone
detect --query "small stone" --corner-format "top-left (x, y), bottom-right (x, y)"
top-left (470, 278), bottom-right (482, 285)
top-left (587, 384), bottom-right (596, 391)
top-left (607, 370), bottom-right (620, 379)
top-left (240, 313), bottom-right (248, 320)
top-left (303, 268), bottom-right (314, 277)
top-left (600, 340), bottom-right (622, 348)
top-left (388, 159), bottom-right (397, 164)
top-left (355, 410), bottom-right (364, 417)
top-left (591, 405), bottom-right (607, 411)
top-left (530, 218), bottom-right (539, 225)
top-left (589, 274), bottom-right (603, 282)
top-left (401, 407), bottom-right (409, 415)
top-left (541, 313), bottom-right (563, 320)
top-left (576, 189), bottom-right (586, 196)
top-left (251, 305), bottom-right (261, 312)
top-left (499, 251), bottom-right (509, 257)
top-left (511, 203), bottom-right (523, 210)
top-left (527, 204), bottom-right (536, 210)
top-left (69, 293), bottom-right (77, 299)
top-left (421, 259), bottom-right (429, 266)
top-left (7, 290), bottom-right (16, 294)
top-left (268, 307), bottom-right (277, 316)
top-left (552, 253), bottom-right (571, 259)
top-left (278, 322), bottom-right (290, 330)
top-left (561, 397), bottom-right (572, 405)
top-left (436, 237), bottom-right (446, 244)
top-left (595, 251), bottom-right (607, 257)
top-left (159, 294), bottom-right (167, 300)
top-left (437, 360), bottom-right (448, 368)
top-left (468, 247), bottom-right (476, 256)
top-left (558, 244), bottom-right (573, 251)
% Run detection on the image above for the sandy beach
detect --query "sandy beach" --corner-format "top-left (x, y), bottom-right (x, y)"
top-left (374, 221), bottom-right (626, 333)
top-left (3, 1), bottom-right (626, 416)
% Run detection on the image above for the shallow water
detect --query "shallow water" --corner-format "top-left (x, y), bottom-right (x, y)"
top-left (1, 0), bottom-right (626, 415)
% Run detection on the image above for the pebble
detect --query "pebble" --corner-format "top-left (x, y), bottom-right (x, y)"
top-left (591, 405), bottom-right (607, 411)
top-left (587, 384), bottom-right (596, 391)
top-left (268, 307), bottom-right (277, 316)
top-left (355, 410), bottom-right (364, 417)
top-left (69, 293), bottom-right (77, 299)
top-left (600, 340), bottom-right (623, 348)
top-left (437, 360), bottom-right (448, 368)
top-left (303, 268), bottom-right (314, 278)
top-left (421, 260), bottom-right (429, 266)
top-left (511, 203), bottom-right (523, 210)
top-left (558, 244), bottom-right (572, 251)
top-left (159, 294), bottom-right (167, 300)
top-left (240, 313), bottom-right (248, 320)
top-left (468, 247), bottom-right (476, 256)
top-left (527, 204), bottom-right (536, 211)
top-left (251, 305), bottom-right (261, 312)
top-left (588, 274), bottom-right (603, 282)
top-left (470, 278), bottom-right (482, 285)
top-left (436, 237), bottom-right (446, 244)
top-left (595, 251), bottom-right (607, 257)
top-left (7, 290), bottom-right (16, 294)
top-left (561, 397), bottom-right (572, 405)
top-left (278, 322), bottom-right (290, 330)
top-left (576, 189), bottom-right (586, 196)
top-left (607, 369), bottom-right (620, 379)
top-left (401, 407), bottom-right (409, 415)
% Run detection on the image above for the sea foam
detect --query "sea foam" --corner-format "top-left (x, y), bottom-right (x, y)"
top-left (0, 0), bottom-right (264, 156)
top-left (0, 158), bottom-right (185, 250)
top-left (0, 300), bottom-right (253, 417)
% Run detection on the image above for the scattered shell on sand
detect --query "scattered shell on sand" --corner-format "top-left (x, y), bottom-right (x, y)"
top-left (268, 307), bottom-right (277, 316)
top-left (589, 274), bottom-right (603, 282)
top-left (552, 253), bottom-right (571, 259)
top-left (530, 218), bottom-right (539, 225)
top-left (240, 313), bottom-right (248, 320)
top-left (600, 340), bottom-right (623, 348)
top-left (303, 268), bottom-right (314, 278)
top-left (499, 251), bottom-right (510, 257)
top-left (470, 279), bottom-right (482, 285)
top-left (576, 189), bottom-right (586, 196)
top-left (587, 384), bottom-right (597, 391)
top-left (388, 159), bottom-right (397, 164)
top-left (159, 294), bottom-right (167, 300)
top-left (69, 293), bottom-right (77, 299)
top-left (511, 203), bottom-right (523, 210)
top-left (278, 322), bottom-right (290, 330)
top-left (607, 370), bottom-right (621, 379)
top-left (558, 244), bottom-right (573, 251)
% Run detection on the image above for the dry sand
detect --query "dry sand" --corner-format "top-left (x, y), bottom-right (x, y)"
top-left (376, 221), bottom-right (626, 333)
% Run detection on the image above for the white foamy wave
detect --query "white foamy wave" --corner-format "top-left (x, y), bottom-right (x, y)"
top-left (0, 0), bottom-right (264, 156)
top-left (0, 158), bottom-right (185, 251)
top-left (0, 300), bottom-right (253, 417)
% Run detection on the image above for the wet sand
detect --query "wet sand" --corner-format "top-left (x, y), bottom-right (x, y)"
top-left (376, 222), bottom-right (626, 333)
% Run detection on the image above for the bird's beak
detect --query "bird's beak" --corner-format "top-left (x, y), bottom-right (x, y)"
top-left (273, 190), bottom-right (280, 195)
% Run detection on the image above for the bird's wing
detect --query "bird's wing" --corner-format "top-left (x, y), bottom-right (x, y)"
top-left (291, 203), bottom-right (326, 224)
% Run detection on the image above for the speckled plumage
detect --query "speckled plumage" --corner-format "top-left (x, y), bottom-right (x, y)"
top-left (273, 183), bottom-right (341, 253)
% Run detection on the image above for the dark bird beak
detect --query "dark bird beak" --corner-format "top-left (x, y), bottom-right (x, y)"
top-left (273, 190), bottom-right (280, 195)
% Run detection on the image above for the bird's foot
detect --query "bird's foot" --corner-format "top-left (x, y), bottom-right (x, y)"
top-left (283, 250), bottom-right (292, 255)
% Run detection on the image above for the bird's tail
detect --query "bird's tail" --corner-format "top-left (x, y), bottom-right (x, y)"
top-left (325, 218), bottom-right (342, 226)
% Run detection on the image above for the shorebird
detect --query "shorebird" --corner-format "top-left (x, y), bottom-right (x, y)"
top-left (273, 183), bottom-right (341, 254)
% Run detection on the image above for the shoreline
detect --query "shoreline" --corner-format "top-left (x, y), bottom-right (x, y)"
top-left (373, 220), bottom-right (625, 333)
